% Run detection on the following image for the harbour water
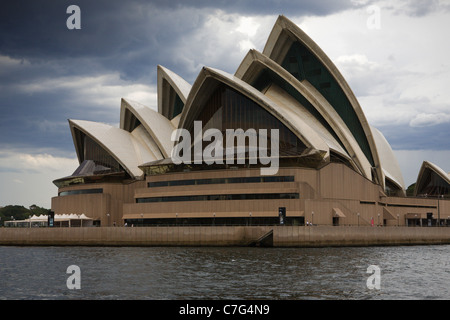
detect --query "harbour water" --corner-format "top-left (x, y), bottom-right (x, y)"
top-left (0, 245), bottom-right (449, 300)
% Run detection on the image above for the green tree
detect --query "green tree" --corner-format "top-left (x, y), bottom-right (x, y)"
top-left (0, 205), bottom-right (31, 222)
top-left (406, 183), bottom-right (416, 197)
top-left (0, 205), bottom-right (51, 226)
top-left (29, 204), bottom-right (51, 216)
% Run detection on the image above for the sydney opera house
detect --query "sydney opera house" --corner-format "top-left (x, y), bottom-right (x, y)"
top-left (51, 16), bottom-right (449, 228)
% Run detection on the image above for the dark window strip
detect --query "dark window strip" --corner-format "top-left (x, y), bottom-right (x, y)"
top-left (137, 193), bottom-right (299, 203)
top-left (59, 188), bottom-right (103, 197)
top-left (148, 175), bottom-right (294, 188)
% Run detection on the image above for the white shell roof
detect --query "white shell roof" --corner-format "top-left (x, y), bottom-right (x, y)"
top-left (179, 66), bottom-right (331, 159)
top-left (235, 49), bottom-right (373, 178)
top-left (261, 15), bottom-right (384, 188)
top-left (371, 126), bottom-right (405, 192)
top-left (263, 83), bottom-right (348, 160)
top-left (415, 161), bottom-right (450, 196)
top-left (120, 98), bottom-right (175, 158)
top-left (69, 119), bottom-right (158, 179)
top-left (157, 65), bottom-right (192, 119)
top-left (58, 14), bottom-right (409, 194)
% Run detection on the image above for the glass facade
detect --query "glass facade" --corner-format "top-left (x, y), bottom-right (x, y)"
top-left (148, 175), bottom-right (294, 188)
top-left (136, 192), bottom-right (299, 203)
top-left (126, 216), bottom-right (305, 227)
top-left (59, 188), bottom-right (103, 197)
top-left (56, 129), bottom-right (129, 187)
top-left (172, 93), bottom-right (184, 119)
top-left (83, 135), bottom-right (123, 174)
top-left (128, 114), bottom-right (142, 132)
top-left (251, 69), bottom-right (343, 151)
top-left (416, 170), bottom-right (450, 197)
top-left (186, 85), bottom-right (307, 158)
top-left (384, 178), bottom-right (404, 197)
top-left (251, 69), bottom-right (355, 169)
top-left (281, 41), bottom-right (375, 167)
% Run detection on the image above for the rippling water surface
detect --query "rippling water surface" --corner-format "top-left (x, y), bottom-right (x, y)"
top-left (0, 245), bottom-right (449, 300)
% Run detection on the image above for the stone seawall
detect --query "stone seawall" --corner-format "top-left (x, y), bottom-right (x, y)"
top-left (1, 226), bottom-right (450, 247)
top-left (275, 226), bottom-right (450, 247)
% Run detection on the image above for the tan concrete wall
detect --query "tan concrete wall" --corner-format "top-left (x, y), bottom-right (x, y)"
top-left (0, 226), bottom-right (268, 246)
top-left (123, 199), bottom-right (303, 219)
top-left (273, 226), bottom-right (450, 246)
top-left (1, 226), bottom-right (450, 247)
top-left (51, 164), bottom-right (450, 228)
top-left (319, 162), bottom-right (379, 201)
top-left (303, 198), bottom-right (379, 226)
top-left (124, 167), bottom-right (307, 219)
top-left (382, 196), bottom-right (445, 226)
top-left (52, 180), bottom-right (145, 226)
top-left (440, 199), bottom-right (450, 221)
top-left (51, 193), bottom-right (109, 222)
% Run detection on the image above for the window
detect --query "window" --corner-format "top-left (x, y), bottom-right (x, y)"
top-left (59, 188), bottom-right (103, 197)
top-left (148, 176), bottom-right (295, 188)
top-left (186, 85), bottom-right (307, 159)
top-left (416, 170), bottom-right (450, 197)
top-left (172, 94), bottom-right (184, 118)
top-left (281, 41), bottom-right (374, 167)
top-left (83, 135), bottom-right (122, 173)
top-left (136, 193), bottom-right (299, 203)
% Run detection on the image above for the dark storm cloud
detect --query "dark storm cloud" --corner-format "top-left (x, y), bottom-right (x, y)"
top-left (8, 0), bottom-right (447, 156)
top-left (146, 0), bottom-right (364, 16)
top-left (0, 0), bottom-right (156, 80)
top-left (1, 0), bottom-right (366, 154)
top-left (0, 87), bottom-right (75, 152)
top-left (0, 0), bottom-right (365, 79)
top-left (377, 123), bottom-right (450, 151)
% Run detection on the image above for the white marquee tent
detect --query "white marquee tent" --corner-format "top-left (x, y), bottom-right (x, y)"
top-left (5, 213), bottom-right (93, 227)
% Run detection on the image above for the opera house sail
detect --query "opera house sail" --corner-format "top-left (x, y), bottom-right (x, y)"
top-left (51, 15), bottom-right (449, 228)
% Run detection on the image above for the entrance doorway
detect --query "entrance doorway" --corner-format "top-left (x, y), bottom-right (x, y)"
top-left (332, 217), bottom-right (339, 226)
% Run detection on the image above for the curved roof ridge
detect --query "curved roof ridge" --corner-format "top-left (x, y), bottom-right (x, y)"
top-left (371, 126), bottom-right (405, 193)
top-left (420, 161), bottom-right (449, 181)
top-left (170, 113), bottom-right (182, 128)
top-left (415, 161), bottom-right (450, 196)
top-left (130, 124), bottom-right (164, 160)
top-left (178, 66), bottom-right (331, 160)
top-left (262, 15), bottom-right (384, 188)
top-left (120, 98), bottom-right (175, 158)
top-left (69, 119), bottom-right (157, 179)
top-left (263, 82), bottom-right (348, 161)
top-left (235, 49), bottom-right (372, 178)
top-left (157, 65), bottom-right (192, 119)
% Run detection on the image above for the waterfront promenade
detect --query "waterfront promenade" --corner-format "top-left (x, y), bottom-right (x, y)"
top-left (1, 225), bottom-right (450, 247)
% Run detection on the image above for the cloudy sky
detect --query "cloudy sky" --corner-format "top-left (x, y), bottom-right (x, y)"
top-left (1, 0), bottom-right (449, 208)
